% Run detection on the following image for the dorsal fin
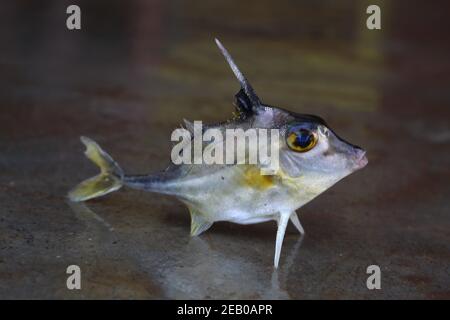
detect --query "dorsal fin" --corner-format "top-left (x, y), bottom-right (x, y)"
top-left (215, 38), bottom-right (262, 114)
top-left (234, 88), bottom-right (253, 116)
top-left (183, 118), bottom-right (194, 134)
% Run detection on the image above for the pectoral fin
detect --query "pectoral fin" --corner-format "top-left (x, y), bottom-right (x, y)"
top-left (189, 208), bottom-right (213, 237)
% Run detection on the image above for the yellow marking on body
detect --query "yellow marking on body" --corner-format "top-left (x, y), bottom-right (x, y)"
top-left (238, 165), bottom-right (312, 195)
top-left (241, 166), bottom-right (277, 190)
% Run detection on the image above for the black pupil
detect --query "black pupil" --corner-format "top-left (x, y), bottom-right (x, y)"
top-left (294, 129), bottom-right (313, 148)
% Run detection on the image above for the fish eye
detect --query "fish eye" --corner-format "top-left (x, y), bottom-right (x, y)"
top-left (286, 127), bottom-right (318, 152)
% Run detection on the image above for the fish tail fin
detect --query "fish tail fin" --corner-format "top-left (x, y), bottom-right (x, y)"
top-left (68, 136), bottom-right (124, 202)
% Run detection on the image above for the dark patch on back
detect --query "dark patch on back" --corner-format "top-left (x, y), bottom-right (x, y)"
top-left (234, 89), bottom-right (254, 117)
top-left (264, 104), bottom-right (328, 126)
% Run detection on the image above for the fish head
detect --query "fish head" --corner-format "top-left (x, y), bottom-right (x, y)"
top-left (215, 38), bottom-right (367, 193)
top-left (276, 109), bottom-right (368, 191)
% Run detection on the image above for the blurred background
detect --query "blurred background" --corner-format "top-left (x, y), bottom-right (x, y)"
top-left (0, 0), bottom-right (449, 299)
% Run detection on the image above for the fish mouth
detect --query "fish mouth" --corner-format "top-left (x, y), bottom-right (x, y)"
top-left (353, 150), bottom-right (368, 170)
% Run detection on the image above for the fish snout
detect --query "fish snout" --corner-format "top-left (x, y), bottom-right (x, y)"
top-left (351, 147), bottom-right (368, 170)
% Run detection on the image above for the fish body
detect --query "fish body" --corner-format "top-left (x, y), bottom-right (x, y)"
top-left (69, 39), bottom-right (368, 268)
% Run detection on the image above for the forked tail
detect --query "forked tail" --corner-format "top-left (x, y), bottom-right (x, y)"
top-left (68, 136), bottom-right (124, 202)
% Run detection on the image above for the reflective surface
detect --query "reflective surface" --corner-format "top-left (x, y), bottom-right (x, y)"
top-left (0, 0), bottom-right (449, 298)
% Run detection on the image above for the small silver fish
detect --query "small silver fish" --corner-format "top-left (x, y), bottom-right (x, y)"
top-left (68, 39), bottom-right (368, 268)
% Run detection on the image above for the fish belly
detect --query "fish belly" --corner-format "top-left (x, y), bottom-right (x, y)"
top-left (176, 165), bottom-right (298, 224)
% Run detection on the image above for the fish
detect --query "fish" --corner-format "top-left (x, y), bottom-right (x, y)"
top-left (68, 39), bottom-right (368, 268)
